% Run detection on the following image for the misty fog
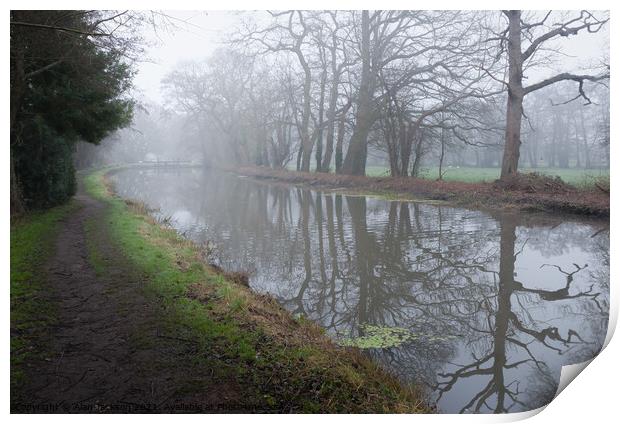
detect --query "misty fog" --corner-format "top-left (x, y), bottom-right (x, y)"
top-left (74, 10), bottom-right (610, 181)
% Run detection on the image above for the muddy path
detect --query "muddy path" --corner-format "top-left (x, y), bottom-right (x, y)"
top-left (11, 184), bottom-right (243, 413)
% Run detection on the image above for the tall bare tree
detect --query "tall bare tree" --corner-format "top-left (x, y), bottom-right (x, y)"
top-left (490, 10), bottom-right (609, 181)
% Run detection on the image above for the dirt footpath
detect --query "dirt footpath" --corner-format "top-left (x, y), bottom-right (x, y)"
top-left (12, 185), bottom-right (241, 413)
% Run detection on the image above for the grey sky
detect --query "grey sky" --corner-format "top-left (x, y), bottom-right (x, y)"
top-left (134, 11), bottom-right (238, 103)
top-left (132, 10), bottom-right (610, 104)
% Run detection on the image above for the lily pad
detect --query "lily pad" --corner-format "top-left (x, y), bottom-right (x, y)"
top-left (338, 325), bottom-right (417, 349)
top-left (338, 324), bottom-right (457, 349)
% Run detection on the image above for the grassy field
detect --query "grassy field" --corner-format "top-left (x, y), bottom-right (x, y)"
top-left (365, 166), bottom-right (609, 187)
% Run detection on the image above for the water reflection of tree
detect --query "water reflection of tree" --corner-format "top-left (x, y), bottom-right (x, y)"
top-left (113, 169), bottom-right (609, 414)
top-left (433, 216), bottom-right (607, 412)
top-left (278, 194), bottom-right (607, 413)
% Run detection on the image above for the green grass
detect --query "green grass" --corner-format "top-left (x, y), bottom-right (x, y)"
top-left (365, 165), bottom-right (609, 186)
top-left (83, 168), bottom-right (432, 412)
top-left (10, 202), bottom-right (76, 387)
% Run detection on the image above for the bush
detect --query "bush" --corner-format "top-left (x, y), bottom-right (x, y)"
top-left (14, 118), bottom-right (77, 209)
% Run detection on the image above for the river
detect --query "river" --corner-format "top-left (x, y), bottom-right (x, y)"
top-left (111, 167), bottom-right (610, 414)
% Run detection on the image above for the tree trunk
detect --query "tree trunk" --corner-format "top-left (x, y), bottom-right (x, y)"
top-left (296, 144), bottom-right (302, 171)
top-left (410, 126), bottom-right (424, 177)
top-left (299, 55), bottom-right (314, 172)
top-left (500, 11), bottom-right (525, 181)
top-left (579, 108), bottom-right (591, 169)
top-left (550, 115), bottom-right (558, 167)
top-left (387, 131), bottom-right (399, 177)
top-left (335, 101), bottom-right (351, 174)
top-left (315, 67), bottom-right (327, 172)
top-left (341, 10), bottom-right (373, 176)
top-left (320, 38), bottom-right (341, 173)
top-left (529, 129), bottom-right (539, 169)
top-left (410, 130), bottom-right (424, 177)
top-left (557, 115), bottom-right (569, 168)
top-left (382, 95), bottom-right (401, 176)
top-left (493, 215), bottom-right (517, 413)
top-left (527, 142), bottom-right (536, 168)
top-left (438, 127), bottom-right (446, 180)
top-left (399, 121), bottom-right (413, 177)
top-left (574, 118), bottom-right (581, 168)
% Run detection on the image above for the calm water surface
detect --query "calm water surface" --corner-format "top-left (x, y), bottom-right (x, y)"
top-left (111, 167), bottom-right (610, 414)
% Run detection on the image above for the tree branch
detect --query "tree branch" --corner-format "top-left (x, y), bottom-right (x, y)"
top-left (524, 72), bottom-right (609, 106)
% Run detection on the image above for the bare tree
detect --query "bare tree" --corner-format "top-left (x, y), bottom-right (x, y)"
top-left (153, 10), bottom-right (609, 180)
top-left (236, 11), bottom-right (320, 172)
top-left (489, 10), bottom-right (609, 181)
top-left (341, 10), bottom-right (373, 175)
top-left (341, 10), bottom-right (496, 176)
top-left (318, 11), bottom-right (354, 172)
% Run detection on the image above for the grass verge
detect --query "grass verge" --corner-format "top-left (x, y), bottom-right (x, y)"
top-left (83, 168), bottom-right (433, 413)
top-left (10, 201), bottom-right (76, 390)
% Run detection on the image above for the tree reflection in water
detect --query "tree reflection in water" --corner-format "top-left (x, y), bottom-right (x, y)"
top-left (111, 168), bottom-right (609, 414)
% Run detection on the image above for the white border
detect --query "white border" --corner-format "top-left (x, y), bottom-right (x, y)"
top-left (3, 1), bottom-right (617, 422)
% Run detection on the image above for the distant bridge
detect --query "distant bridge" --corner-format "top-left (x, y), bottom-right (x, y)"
top-left (134, 160), bottom-right (202, 168)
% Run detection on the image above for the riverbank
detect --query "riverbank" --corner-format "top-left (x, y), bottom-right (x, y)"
top-left (10, 168), bottom-right (432, 413)
top-left (236, 166), bottom-right (610, 218)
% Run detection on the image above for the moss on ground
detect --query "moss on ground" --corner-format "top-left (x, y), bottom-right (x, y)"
top-left (10, 202), bottom-right (76, 389)
top-left (83, 168), bottom-right (433, 413)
